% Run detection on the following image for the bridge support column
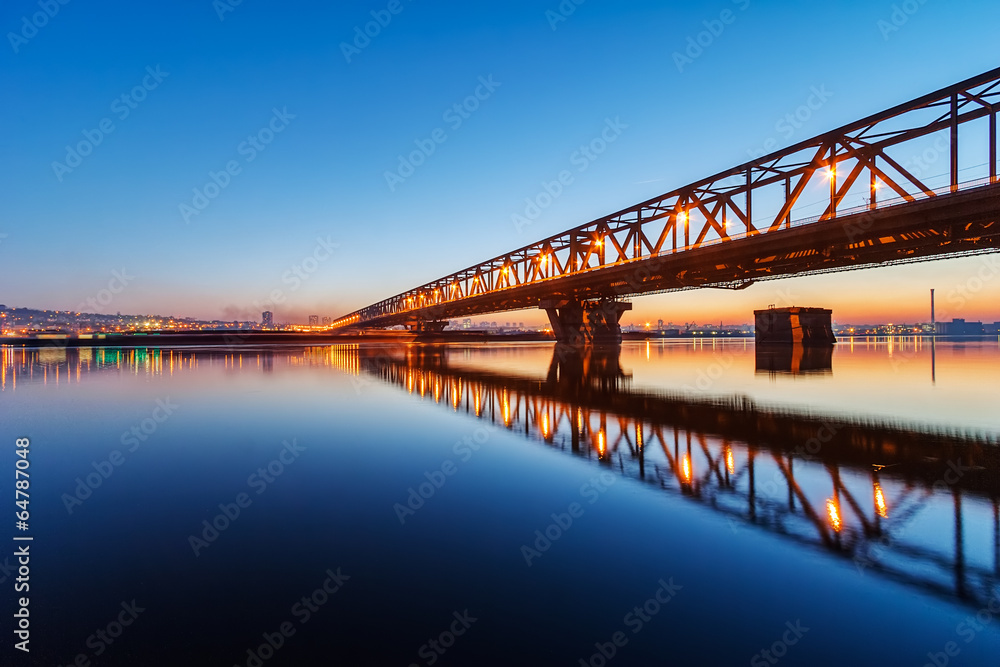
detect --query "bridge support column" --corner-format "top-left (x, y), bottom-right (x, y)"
top-left (540, 299), bottom-right (632, 346)
top-left (754, 307), bottom-right (836, 346)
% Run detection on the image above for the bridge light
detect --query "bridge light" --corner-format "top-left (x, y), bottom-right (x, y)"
top-left (827, 498), bottom-right (842, 532)
top-left (825, 167), bottom-right (836, 179)
top-left (677, 211), bottom-right (688, 224)
top-left (874, 481), bottom-right (888, 518)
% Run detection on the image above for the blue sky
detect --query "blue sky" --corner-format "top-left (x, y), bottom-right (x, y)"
top-left (3, 0), bottom-right (999, 325)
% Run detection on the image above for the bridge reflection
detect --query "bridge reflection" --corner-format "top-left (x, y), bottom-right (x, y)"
top-left (332, 343), bottom-right (1000, 611)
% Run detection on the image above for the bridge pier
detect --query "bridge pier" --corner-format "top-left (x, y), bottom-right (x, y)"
top-left (541, 299), bottom-right (632, 346)
top-left (754, 307), bottom-right (836, 346)
top-left (408, 320), bottom-right (448, 334)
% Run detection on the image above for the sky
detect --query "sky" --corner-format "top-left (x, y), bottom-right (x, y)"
top-left (2, 0), bottom-right (999, 326)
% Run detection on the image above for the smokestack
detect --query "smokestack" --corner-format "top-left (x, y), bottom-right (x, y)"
top-left (930, 289), bottom-right (935, 327)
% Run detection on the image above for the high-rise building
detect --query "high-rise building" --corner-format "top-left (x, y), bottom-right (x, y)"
top-left (261, 311), bottom-right (274, 328)
top-left (308, 315), bottom-right (319, 326)
top-left (322, 317), bottom-right (331, 326)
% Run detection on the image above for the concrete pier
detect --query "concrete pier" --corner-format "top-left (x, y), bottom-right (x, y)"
top-left (754, 307), bottom-right (836, 346)
top-left (541, 299), bottom-right (632, 346)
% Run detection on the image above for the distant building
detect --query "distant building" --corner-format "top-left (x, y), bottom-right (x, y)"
top-left (462, 318), bottom-right (472, 330)
top-left (308, 315), bottom-right (319, 326)
top-left (322, 317), bottom-right (331, 326)
top-left (936, 318), bottom-right (985, 335)
top-left (261, 311), bottom-right (274, 328)
top-left (986, 322), bottom-right (1000, 335)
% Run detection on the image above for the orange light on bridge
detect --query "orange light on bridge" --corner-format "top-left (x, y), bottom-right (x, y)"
top-left (827, 498), bottom-right (843, 532)
top-left (874, 481), bottom-right (888, 518)
top-left (677, 211), bottom-right (688, 224)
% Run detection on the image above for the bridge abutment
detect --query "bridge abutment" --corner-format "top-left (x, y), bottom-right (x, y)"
top-left (541, 299), bottom-right (632, 346)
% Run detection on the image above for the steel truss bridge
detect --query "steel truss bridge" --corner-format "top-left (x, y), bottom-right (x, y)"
top-left (329, 343), bottom-right (1000, 611)
top-left (332, 67), bottom-right (1000, 337)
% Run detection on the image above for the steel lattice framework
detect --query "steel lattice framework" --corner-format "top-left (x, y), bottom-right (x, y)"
top-left (333, 68), bottom-right (1000, 329)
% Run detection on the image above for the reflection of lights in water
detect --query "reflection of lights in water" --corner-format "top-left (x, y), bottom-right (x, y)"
top-left (636, 425), bottom-right (643, 450)
top-left (474, 391), bottom-right (482, 416)
top-left (577, 409), bottom-right (584, 433)
top-left (827, 499), bottom-right (842, 532)
top-left (874, 482), bottom-right (888, 518)
top-left (725, 447), bottom-right (734, 475)
top-left (502, 391), bottom-right (510, 425)
top-left (682, 454), bottom-right (692, 483)
top-left (407, 372), bottom-right (414, 394)
top-left (434, 378), bottom-right (441, 403)
top-left (419, 375), bottom-right (426, 397)
top-left (541, 413), bottom-right (550, 438)
top-left (598, 431), bottom-right (606, 456)
top-left (451, 381), bottom-right (459, 410)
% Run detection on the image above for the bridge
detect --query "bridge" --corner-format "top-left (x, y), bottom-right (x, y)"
top-left (330, 343), bottom-right (1000, 611)
top-left (332, 67), bottom-right (1000, 342)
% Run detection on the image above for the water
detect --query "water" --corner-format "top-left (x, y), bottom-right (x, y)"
top-left (2, 340), bottom-right (999, 666)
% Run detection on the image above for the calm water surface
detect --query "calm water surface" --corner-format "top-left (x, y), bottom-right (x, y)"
top-left (1, 340), bottom-right (999, 666)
